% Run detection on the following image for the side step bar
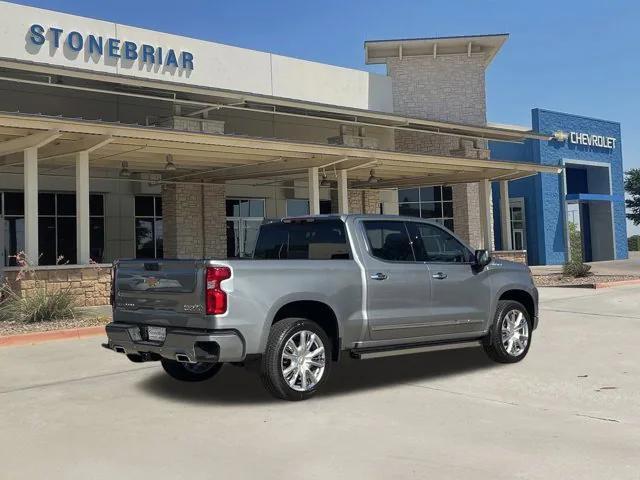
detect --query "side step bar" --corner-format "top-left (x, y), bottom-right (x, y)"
top-left (350, 339), bottom-right (483, 360)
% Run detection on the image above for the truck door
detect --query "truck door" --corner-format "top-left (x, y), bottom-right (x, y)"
top-left (360, 220), bottom-right (432, 341)
top-left (406, 221), bottom-right (491, 336)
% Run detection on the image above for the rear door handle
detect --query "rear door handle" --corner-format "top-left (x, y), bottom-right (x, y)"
top-left (370, 273), bottom-right (388, 281)
top-left (432, 272), bottom-right (447, 280)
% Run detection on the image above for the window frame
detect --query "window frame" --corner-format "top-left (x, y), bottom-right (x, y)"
top-left (406, 220), bottom-right (474, 265)
top-left (360, 219), bottom-right (417, 264)
top-left (253, 218), bottom-right (353, 261)
top-left (134, 195), bottom-right (163, 259)
top-left (397, 186), bottom-right (454, 231)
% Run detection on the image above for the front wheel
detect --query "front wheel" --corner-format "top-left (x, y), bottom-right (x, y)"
top-left (260, 318), bottom-right (332, 401)
top-left (483, 300), bottom-right (532, 363)
top-left (161, 358), bottom-right (223, 382)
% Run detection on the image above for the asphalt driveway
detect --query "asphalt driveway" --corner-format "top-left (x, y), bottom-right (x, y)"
top-left (1, 286), bottom-right (639, 479)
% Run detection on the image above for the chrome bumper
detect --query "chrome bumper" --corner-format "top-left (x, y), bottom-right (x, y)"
top-left (104, 322), bottom-right (245, 363)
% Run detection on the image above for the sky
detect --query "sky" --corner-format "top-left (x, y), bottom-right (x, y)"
top-left (12, 0), bottom-right (640, 234)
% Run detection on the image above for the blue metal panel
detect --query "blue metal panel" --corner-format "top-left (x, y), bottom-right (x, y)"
top-left (489, 108), bottom-right (627, 265)
top-left (565, 193), bottom-right (624, 202)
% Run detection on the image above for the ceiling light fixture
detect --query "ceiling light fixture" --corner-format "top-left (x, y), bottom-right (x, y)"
top-left (119, 161), bottom-right (131, 178)
top-left (320, 171), bottom-right (331, 187)
top-left (165, 154), bottom-right (177, 171)
top-left (367, 169), bottom-right (379, 184)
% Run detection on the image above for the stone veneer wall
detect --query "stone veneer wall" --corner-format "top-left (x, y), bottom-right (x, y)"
top-left (348, 190), bottom-right (380, 214)
top-left (4, 265), bottom-right (112, 307)
top-left (386, 53), bottom-right (490, 248)
top-left (492, 250), bottom-right (527, 265)
top-left (162, 183), bottom-right (226, 259)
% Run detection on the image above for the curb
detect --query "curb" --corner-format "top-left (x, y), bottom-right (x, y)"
top-left (0, 325), bottom-right (106, 347)
top-left (592, 279), bottom-right (640, 289)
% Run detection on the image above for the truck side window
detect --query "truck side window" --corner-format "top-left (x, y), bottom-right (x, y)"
top-left (363, 221), bottom-right (415, 262)
top-left (408, 222), bottom-right (471, 263)
top-left (253, 220), bottom-right (350, 260)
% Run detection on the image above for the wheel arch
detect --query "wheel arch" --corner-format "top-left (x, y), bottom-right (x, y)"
top-left (498, 289), bottom-right (536, 323)
top-left (267, 300), bottom-right (341, 361)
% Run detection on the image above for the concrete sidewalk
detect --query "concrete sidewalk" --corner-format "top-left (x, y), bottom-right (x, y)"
top-left (0, 286), bottom-right (639, 479)
top-left (530, 251), bottom-right (640, 276)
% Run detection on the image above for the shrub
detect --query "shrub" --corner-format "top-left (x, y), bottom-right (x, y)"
top-left (629, 235), bottom-right (640, 252)
top-left (562, 261), bottom-right (592, 278)
top-left (0, 283), bottom-right (78, 323)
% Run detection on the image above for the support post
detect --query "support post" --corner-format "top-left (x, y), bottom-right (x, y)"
top-left (478, 179), bottom-right (493, 251)
top-left (308, 167), bottom-right (320, 215)
top-left (499, 180), bottom-right (512, 250)
top-left (76, 151), bottom-right (90, 264)
top-left (24, 147), bottom-right (39, 265)
top-left (337, 169), bottom-right (349, 214)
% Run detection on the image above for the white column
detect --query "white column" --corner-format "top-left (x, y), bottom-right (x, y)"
top-left (76, 151), bottom-right (90, 264)
top-left (478, 179), bottom-right (493, 251)
top-left (23, 147), bottom-right (39, 265)
top-left (308, 167), bottom-right (320, 215)
top-left (499, 180), bottom-right (513, 250)
top-left (337, 169), bottom-right (349, 214)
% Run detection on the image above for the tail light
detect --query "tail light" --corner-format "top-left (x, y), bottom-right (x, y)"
top-left (205, 266), bottom-right (231, 315)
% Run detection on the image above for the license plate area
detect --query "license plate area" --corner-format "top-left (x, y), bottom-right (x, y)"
top-left (146, 326), bottom-right (167, 342)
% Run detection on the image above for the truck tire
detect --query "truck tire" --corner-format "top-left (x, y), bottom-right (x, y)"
top-left (160, 358), bottom-right (223, 382)
top-left (260, 318), bottom-right (332, 401)
top-left (483, 300), bottom-right (532, 363)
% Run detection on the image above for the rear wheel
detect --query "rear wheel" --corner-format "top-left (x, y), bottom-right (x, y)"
top-left (260, 318), bottom-right (331, 401)
top-left (483, 300), bottom-right (532, 363)
top-left (160, 358), bottom-right (223, 382)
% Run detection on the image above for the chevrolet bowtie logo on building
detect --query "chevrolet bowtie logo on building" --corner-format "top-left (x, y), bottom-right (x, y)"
top-left (552, 130), bottom-right (616, 149)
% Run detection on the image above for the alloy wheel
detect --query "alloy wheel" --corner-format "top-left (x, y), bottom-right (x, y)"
top-left (280, 330), bottom-right (326, 392)
top-left (501, 309), bottom-right (529, 356)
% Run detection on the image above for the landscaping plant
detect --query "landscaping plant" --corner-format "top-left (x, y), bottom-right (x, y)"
top-left (562, 261), bottom-right (592, 278)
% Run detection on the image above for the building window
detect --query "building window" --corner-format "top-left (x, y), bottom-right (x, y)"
top-left (285, 199), bottom-right (332, 216)
top-left (226, 198), bottom-right (265, 258)
top-left (398, 186), bottom-right (454, 231)
top-left (1, 192), bottom-right (105, 266)
top-left (509, 198), bottom-right (526, 251)
top-left (135, 196), bottom-right (163, 259)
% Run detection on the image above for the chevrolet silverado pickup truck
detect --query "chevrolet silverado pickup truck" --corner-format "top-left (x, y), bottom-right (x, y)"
top-left (103, 214), bottom-right (538, 401)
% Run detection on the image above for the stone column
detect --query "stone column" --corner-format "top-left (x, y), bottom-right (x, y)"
top-left (23, 147), bottom-right (39, 265)
top-left (162, 182), bottom-right (227, 259)
top-left (385, 53), bottom-right (491, 247)
top-left (348, 190), bottom-right (380, 214)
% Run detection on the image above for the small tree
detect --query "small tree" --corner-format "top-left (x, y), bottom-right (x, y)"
top-left (629, 235), bottom-right (640, 252)
top-left (625, 169), bottom-right (640, 226)
top-left (568, 221), bottom-right (583, 263)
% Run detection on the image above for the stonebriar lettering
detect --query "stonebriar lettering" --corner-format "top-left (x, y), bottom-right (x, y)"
top-left (569, 131), bottom-right (616, 149)
top-left (28, 24), bottom-right (194, 70)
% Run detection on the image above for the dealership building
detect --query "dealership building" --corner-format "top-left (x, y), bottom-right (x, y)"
top-left (0, 1), bottom-right (627, 305)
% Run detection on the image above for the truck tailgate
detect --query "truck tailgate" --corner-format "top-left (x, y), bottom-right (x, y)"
top-left (114, 259), bottom-right (208, 328)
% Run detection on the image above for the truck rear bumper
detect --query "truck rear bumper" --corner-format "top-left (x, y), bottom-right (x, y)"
top-left (104, 322), bottom-right (245, 363)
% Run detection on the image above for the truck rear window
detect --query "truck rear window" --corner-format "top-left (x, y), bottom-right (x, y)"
top-left (253, 220), bottom-right (350, 260)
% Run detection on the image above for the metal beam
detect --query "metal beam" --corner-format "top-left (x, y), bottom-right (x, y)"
top-left (0, 129), bottom-right (60, 156)
top-left (39, 135), bottom-right (113, 160)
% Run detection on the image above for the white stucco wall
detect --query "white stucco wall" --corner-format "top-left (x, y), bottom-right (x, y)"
top-left (0, 1), bottom-right (393, 112)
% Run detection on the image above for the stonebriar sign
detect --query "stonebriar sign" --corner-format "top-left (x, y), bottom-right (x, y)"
top-left (28, 24), bottom-right (194, 70)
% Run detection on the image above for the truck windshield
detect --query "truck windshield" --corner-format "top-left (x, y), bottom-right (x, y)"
top-left (253, 220), bottom-right (350, 260)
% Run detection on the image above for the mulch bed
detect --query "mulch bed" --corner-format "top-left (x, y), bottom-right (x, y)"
top-left (533, 274), bottom-right (640, 288)
top-left (0, 315), bottom-right (110, 337)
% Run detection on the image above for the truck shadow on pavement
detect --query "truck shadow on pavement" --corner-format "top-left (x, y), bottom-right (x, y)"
top-left (138, 347), bottom-right (498, 404)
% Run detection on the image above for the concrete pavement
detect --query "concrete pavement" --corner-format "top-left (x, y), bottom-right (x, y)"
top-left (1, 286), bottom-right (639, 479)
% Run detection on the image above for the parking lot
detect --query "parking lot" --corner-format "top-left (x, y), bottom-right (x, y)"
top-left (1, 286), bottom-right (639, 479)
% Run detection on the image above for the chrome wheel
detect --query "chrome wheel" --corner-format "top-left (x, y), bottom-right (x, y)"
top-left (280, 330), bottom-right (326, 392)
top-left (501, 309), bottom-right (529, 356)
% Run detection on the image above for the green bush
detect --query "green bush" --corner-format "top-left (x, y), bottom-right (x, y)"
top-left (628, 235), bottom-right (640, 252)
top-left (562, 261), bottom-right (592, 278)
top-left (0, 284), bottom-right (78, 323)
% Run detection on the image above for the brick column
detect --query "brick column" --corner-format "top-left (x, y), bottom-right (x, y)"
top-left (385, 54), bottom-right (491, 247)
top-left (162, 182), bottom-right (227, 259)
top-left (348, 190), bottom-right (380, 214)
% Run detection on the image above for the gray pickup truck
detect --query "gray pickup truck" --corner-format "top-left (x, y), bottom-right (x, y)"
top-left (104, 214), bottom-right (538, 400)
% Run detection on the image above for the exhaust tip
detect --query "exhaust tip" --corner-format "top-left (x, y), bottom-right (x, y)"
top-left (113, 345), bottom-right (126, 354)
top-left (175, 353), bottom-right (193, 363)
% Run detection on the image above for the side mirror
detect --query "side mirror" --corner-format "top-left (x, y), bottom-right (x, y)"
top-left (474, 249), bottom-right (491, 269)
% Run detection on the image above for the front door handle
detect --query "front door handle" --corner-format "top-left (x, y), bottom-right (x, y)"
top-left (370, 273), bottom-right (388, 281)
top-left (432, 272), bottom-right (448, 280)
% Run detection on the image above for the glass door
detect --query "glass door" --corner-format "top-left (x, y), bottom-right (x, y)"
top-left (226, 199), bottom-right (265, 258)
top-left (509, 199), bottom-right (526, 250)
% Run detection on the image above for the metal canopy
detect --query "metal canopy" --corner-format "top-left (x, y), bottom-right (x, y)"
top-left (0, 112), bottom-right (561, 188)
